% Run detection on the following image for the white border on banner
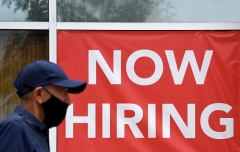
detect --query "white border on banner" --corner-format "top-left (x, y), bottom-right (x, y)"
top-left (57, 22), bottom-right (240, 30)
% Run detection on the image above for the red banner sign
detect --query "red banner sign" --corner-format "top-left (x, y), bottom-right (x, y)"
top-left (57, 31), bottom-right (240, 152)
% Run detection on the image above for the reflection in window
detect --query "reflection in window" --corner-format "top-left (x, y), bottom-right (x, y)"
top-left (0, 30), bottom-right (49, 121)
top-left (0, 0), bottom-right (48, 21)
top-left (57, 0), bottom-right (164, 22)
top-left (57, 0), bottom-right (240, 23)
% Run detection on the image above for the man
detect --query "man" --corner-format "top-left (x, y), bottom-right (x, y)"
top-left (0, 60), bottom-right (86, 152)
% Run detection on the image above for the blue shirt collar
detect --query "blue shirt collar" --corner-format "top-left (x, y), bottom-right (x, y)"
top-left (14, 106), bottom-right (47, 131)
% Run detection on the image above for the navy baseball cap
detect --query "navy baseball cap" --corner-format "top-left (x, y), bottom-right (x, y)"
top-left (14, 60), bottom-right (87, 97)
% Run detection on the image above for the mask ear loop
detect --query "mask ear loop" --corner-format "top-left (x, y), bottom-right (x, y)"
top-left (42, 87), bottom-right (52, 95)
top-left (42, 86), bottom-right (65, 103)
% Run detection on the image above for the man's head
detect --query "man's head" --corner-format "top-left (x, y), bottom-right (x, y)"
top-left (14, 60), bottom-right (86, 97)
top-left (13, 60), bottom-right (87, 128)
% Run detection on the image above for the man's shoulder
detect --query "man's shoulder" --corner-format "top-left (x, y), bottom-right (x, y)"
top-left (0, 113), bottom-right (47, 152)
top-left (0, 112), bottom-right (25, 129)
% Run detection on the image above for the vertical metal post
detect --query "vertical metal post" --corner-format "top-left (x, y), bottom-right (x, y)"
top-left (49, 0), bottom-right (57, 152)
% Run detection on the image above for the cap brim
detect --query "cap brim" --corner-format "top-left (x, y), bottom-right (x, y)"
top-left (52, 79), bottom-right (87, 93)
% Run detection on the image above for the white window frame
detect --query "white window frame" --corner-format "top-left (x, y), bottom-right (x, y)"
top-left (0, 0), bottom-right (240, 152)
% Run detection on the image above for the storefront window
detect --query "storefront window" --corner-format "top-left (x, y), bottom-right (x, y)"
top-left (0, 30), bottom-right (49, 121)
top-left (57, 0), bottom-right (240, 23)
top-left (0, 0), bottom-right (48, 21)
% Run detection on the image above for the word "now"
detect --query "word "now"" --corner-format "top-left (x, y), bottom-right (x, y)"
top-left (88, 50), bottom-right (213, 85)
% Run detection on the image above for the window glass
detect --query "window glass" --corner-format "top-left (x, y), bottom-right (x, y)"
top-left (0, 0), bottom-right (48, 21)
top-left (0, 30), bottom-right (49, 121)
top-left (57, 0), bottom-right (240, 23)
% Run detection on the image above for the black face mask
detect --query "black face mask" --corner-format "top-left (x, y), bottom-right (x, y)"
top-left (42, 93), bottom-right (69, 129)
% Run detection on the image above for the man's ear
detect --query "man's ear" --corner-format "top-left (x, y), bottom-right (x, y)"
top-left (32, 86), bottom-right (45, 104)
